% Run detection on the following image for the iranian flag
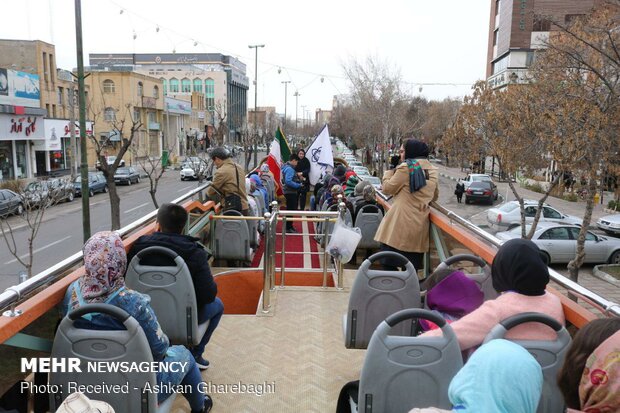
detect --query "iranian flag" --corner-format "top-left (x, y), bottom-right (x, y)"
top-left (266, 126), bottom-right (291, 197)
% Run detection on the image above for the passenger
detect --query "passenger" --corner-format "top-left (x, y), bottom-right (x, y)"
top-left (127, 204), bottom-right (224, 371)
top-left (352, 184), bottom-right (383, 221)
top-left (319, 165), bottom-right (347, 209)
top-left (327, 185), bottom-right (354, 218)
top-left (259, 163), bottom-right (276, 204)
top-left (245, 178), bottom-right (264, 235)
top-left (408, 339), bottom-right (543, 413)
top-left (250, 174), bottom-right (269, 211)
top-left (63, 232), bottom-right (213, 413)
top-left (374, 139), bottom-right (438, 271)
top-left (344, 174), bottom-right (361, 198)
top-left (206, 147), bottom-right (249, 215)
top-left (557, 318), bottom-right (620, 412)
top-left (281, 154), bottom-right (302, 233)
top-left (295, 148), bottom-right (311, 210)
top-left (422, 238), bottom-right (565, 352)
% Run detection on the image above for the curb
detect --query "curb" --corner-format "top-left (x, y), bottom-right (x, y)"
top-left (592, 264), bottom-right (620, 288)
top-left (603, 208), bottom-right (619, 214)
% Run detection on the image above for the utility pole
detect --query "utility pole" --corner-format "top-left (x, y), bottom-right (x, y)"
top-left (248, 44), bottom-right (264, 167)
top-left (301, 104), bottom-right (306, 133)
top-left (294, 91), bottom-right (300, 137)
top-left (69, 86), bottom-right (78, 179)
top-left (74, 0), bottom-right (90, 242)
top-left (281, 81), bottom-right (290, 133)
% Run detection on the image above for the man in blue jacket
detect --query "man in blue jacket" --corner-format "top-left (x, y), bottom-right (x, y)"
top-left (281, 154), bottom-right (302, 233)
top-left (127, 203), bottom-right (223, 370)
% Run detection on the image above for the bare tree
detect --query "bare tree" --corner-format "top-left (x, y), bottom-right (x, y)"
top-left (0, 180), bottom-right (70, 278)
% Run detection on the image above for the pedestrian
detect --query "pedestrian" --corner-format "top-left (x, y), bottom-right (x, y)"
top-left (374, 139), bottom-right (439, 271)
top-left (295, 148), bottom-right (311, 210)
top-left (281, 154), bottom-right (302, 233)
top-left (455, 180), bottom-right (465, 203)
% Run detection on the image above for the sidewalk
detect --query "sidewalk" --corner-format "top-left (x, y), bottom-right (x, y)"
top-left (435, 163), bottom-right (615, 225)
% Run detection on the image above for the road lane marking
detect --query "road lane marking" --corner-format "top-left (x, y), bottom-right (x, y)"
top-left (4, 236), bottom-right (72, 265)
top-left (177, 186), bottom-right (192, 193)
top-left (124, 202), bottom-right (149, 214)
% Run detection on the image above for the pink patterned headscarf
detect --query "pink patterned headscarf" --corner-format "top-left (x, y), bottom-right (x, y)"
top-left (77, 231), bottom-right (127, 307)
top-left (578, 330), bottom-right (620, 412)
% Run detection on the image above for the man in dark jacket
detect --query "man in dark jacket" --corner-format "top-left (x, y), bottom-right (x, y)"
top-left (127, 203), bottom-right (223, 370)
top-left (281, 154), bottom-right (302, 233)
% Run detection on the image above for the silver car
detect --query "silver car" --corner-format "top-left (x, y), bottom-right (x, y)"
top-left (487, 200), bottom-right (582, 229)
top-left (596, 214), bottom-right (620, 236)
top-left (496, 223), bottom-right (620, 264)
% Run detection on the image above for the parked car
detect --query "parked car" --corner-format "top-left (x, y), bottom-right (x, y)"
top-left (74, 173), bottom-right (108, 197)
top-left (428, 155), bottom-right (443, 164)
top-left (496, 223), bottom-right (620, 265)
top-left (0, 189), bottom-right (23, 217)
top-left (113, 167), bottom-right (140, 185)
top-left (180, 159), bottom-right (207, 181)
top-left (23, 178), bottom-right (75, 207)
top-left (596, 214), bottom-right (620, 236)
top-left (352, 166), bottom-right (371, 177)
top-left (96, 155), bottom-right (125, 171)
top-left (364, 176), bottom-right (382, 191)
top-left (348, 160), bottom-right (363, 167)
top-left (465, 181), bottom-right (498, 205)
top-left (487, 200), bottom-right (582, 229)
top-left (462, 173), bottom-right (493, 190)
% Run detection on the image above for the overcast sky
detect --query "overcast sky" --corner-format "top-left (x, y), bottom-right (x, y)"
top-left (1, 0), bottom-right (490, 117)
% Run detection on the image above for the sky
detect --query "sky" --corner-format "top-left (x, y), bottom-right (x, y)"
top-left (1, 0), bottom-right (490, 118)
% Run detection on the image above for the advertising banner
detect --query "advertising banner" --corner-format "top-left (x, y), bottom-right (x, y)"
top-left (0, 114), bottom-right (44, 141)
top-left (0, 69), bottom-right (41, 107)
top-left (32, 119), bottom-right (94, 151)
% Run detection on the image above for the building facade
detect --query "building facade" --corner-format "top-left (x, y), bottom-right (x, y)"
top-left (486, 0), bottom-right (602, 89)
top-left (88, 53), bottom-right (249, 143)
top-left (83, 70), bottom-right (164, 165)
top-left (0, 39), bottom-right (91, 179)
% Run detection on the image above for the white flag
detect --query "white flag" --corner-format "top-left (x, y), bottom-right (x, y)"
top-left (307, 124), bottom-right (334, 185)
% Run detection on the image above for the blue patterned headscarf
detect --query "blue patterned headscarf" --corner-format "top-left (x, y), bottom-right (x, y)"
top-left (448, 339), bottom-right (543, 413)
top-left (404, 139), bottom-right (429, 192)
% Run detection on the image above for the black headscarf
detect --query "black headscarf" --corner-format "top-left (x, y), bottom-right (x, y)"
top-left (404, 139), bottom-right (429, 159)
top-left (491, 239), bottom-right (550, 296)
top-left (403, 139), bottom-right (429, 193)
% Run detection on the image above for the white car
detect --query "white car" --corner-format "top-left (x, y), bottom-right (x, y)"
top-left (487, 200), bottom-right (582, 229)
top-left (496, 223), bottom-right (620, 265)
top-left (352, 166), bottom-right (371, 177)
top-left (180, 158), bottom-right (208, 181)
top-left (462, 173), bottom-right (493, 190)
top-left (348, 161), bottom-right (363, 167)
top-left (597, 214), bottom-right (620, 236)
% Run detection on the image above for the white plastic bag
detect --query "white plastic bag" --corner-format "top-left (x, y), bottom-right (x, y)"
top-left (326, 218), bottom-right (362, 263)
top-left (55, 392), bottom-right (115, 413)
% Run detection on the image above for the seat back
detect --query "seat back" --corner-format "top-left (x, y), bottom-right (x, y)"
top-left (354, 204), bottom-right (383, 250)
top-left (125, 246), bottom-right (200, 345)
top-left (344, 251), bottom-right (421, 349)
top-left (483, 312), bottom-right (571, 413)
top-left (49, 304), bottom-right (157, 412)
top-left (358, 309), bottom-right (463, 412)
top-left (261, 177), bottom-right (275, 202)
top-left (422, 254), bottom-right (498, 301)
top-left (213, 210), bottom-right (251, 262)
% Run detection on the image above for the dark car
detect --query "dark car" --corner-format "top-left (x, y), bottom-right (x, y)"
top-left (74, 173), bottom-right (108, 197)
top-left (465, 181), bottom-right (498, 205)
top-left (114, 167), bottom-right (141, 185)
top-left (23, 178), bottom-right (75, 207)
top-left (0, 189), bottom-right (23, 217)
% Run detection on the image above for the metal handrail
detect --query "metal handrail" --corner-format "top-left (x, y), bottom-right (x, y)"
top-left (431, 201), bottom-right (620, 318)
top-left (0, 182), bottom-right (212, 312)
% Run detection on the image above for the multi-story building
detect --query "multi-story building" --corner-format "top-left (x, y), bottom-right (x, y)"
top-left (88, 53), bottom-right (249, 143)
top-left (0, 39), bottom-right (92, 178)
top-left (83, 70), bottom-right (164, 165)
top-left (315, 109), bottom-right (332, 126)
top-left (486, 0), bottom-right (602, 89)
top-left (248, 106), bottom-right (278, 137)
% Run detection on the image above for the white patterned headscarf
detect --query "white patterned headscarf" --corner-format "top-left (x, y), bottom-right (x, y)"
top-left (76, 231), bottom-right (127, 307)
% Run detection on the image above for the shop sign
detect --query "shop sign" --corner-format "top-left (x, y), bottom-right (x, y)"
top-left (0, 68), bottom-right (41, 107)
top-left (0, 114), bottom-right (44, 140)
top-left (165, 97), bottom-right (192, 115)
top-left (32, 119), bottom-right (94, 151)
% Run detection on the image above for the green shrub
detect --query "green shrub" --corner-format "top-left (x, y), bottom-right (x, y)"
top-left (564, 193), bottom-right (579, 202)
top-left (608, 199), bottom-right (620, 211)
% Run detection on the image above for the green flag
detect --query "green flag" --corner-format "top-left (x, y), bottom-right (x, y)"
top-left (276, 126), bottom-right (291, 162)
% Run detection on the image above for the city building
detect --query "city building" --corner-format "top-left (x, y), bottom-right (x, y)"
top-left (88, 53), bottom-right (249, 143)
top-left (0, 39), bottom-right (91, 179)
top-left (315, 109), bottom-right (332, 126)
top-left (163, 96), bottom-right (192, 158)
top-left (486, 0), bottom-right (602, 89)
top-left (83, 70), bottom-right (164, 165)
top-left (248, 106), bottom-right (278, 137)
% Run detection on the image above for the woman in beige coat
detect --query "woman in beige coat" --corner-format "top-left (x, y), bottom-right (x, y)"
top-left (374, 139), bottom-right (438, 271)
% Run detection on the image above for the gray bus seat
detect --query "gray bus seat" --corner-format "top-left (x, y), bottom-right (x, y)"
top-left (343, 251), bottom-right (421, 349)
top-left (213, 210), bottom-right (251, 262)
top-left (261, 177), bottom-right (275, 203)
top-left (421, 254), bottom-right (498, 301)
top-left (483, 312), bottom-right (571, 413)
top-left (354, 204), bottom-right (383, 250)
top-left (125, 246), bottom-right (209, 346)
top-left (356, 309), bottom-right (463, 412)
top-left (49, 304), bottom-right (176, 413)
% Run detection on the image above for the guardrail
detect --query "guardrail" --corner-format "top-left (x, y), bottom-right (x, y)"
top-left (0, 182), bottom-right (212, 314)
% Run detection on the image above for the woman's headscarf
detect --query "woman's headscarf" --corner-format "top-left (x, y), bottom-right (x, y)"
top-left (448, 339), bottom-right (543, 413)
top-left (77, 231), bottom-right (127, 308)
top-left (250, 174), bottom-right (265, 190)
top-left (260, 164), bottom-right (270, 173)
top-left (345, 175), bottom-right (361, 197)
top-left (362, 184), bottom-right (376, 202)
top-left (403, 139), bottom-right (429, 193)
top-left (577, 330), bottom-right (620, 412)
top-left (333, 165), bottom-right (347, 181)
top-left (491, 238), bottom-right (550, 296)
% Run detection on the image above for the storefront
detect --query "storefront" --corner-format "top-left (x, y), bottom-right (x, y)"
top-left (0, 114), bottom-right (44, 181)
top-left (33, 119), bottom-right (93, 176)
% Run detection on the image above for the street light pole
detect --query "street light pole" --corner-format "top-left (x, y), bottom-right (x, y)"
top-left (293, 91), bottom-right (300, 137)
top-left (301, 104), bottom-right (306, 132)
top-left (248, 44), bottom-right (264, 168)
top-left (281, 81), bottom-right (290, 133)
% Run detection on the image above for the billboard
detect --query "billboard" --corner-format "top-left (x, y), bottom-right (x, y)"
top-left (0, 68), bottom-right (41, 107)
